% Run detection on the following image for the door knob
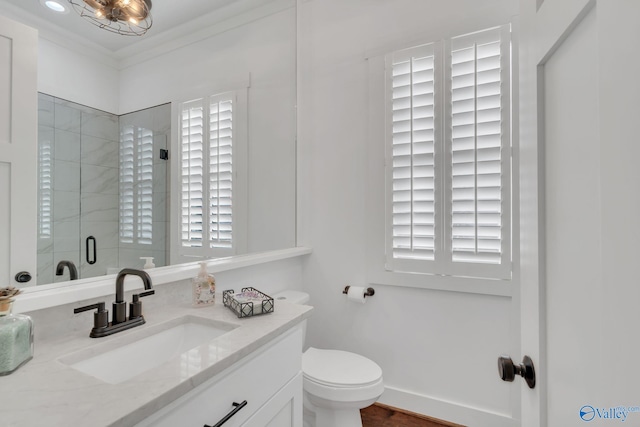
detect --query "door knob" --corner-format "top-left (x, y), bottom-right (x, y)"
top-left (498, 355), bottom-right (536, 389)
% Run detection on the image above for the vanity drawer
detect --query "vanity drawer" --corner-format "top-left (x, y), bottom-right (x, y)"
top-left (136, 326), bottom-right (302, 427)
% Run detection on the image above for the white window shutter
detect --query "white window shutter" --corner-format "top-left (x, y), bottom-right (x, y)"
top-left (386, 43), bottom-right (441, 271)
top-left (136, 127), bottom-right (154, 245)
top-left (178, 92), bottom-right (240, 258)
top-left (120, 125), bottom-right (154, 245)
top-left (209, 97), bottom-right (233, 249)
top-left (120, 125), bottom-right (135, 243)
top-left (445, 25), bottom-right (511, 278)
top-left (180, 99), bottom-right (205, 248)
top-left (385, 25), bottom-right (511, 279)
top-left (38, 137), bottom-right (52, 239)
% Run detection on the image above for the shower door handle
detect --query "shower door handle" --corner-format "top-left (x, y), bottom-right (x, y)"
top-left (86, 236), bottom-right (97, 265)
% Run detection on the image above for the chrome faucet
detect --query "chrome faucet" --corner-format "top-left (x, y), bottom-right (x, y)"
top-left (74, 268), bottom-right (155, 338)
top-left (55, 260), bottom-right (78, 280)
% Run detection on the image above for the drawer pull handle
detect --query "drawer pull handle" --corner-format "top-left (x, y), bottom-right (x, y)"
top-left (205, 400), bottom-right (248, 427)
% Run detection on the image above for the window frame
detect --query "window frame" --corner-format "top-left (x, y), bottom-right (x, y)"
top-left (367, 23), bottom-right (518, 294)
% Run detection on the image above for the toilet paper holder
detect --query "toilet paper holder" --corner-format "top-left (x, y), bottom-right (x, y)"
top-left (342, 286), bottom-right (375, 297)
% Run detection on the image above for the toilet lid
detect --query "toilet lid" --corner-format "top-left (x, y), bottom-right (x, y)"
top-left (302, 348), bottom-right (382, 387)
top-left (273, 290), bottom-right (310, 305)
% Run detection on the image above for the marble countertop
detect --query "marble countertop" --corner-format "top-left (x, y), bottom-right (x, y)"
top-left (0, 300), bottom-right (312, 427)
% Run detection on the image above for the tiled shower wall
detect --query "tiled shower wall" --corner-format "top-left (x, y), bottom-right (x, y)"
top-left (36, 94), bottom-right (169, 285)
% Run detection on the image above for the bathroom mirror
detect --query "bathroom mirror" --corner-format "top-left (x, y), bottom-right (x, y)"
top-left (0, 0), bottom-right (297, 288)
top-left (36, 100), bottom-right (175, 285)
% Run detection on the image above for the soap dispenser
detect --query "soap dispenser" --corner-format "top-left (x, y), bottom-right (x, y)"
top-left (140, 257), bottom-right (155, 269)
top-left (192, 262), bottom-right (216, 307)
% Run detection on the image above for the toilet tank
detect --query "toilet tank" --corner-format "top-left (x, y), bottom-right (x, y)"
top-left (273, 290), bottom-right (310, 305)
top-left (273, 290), bottom-right (310, 347)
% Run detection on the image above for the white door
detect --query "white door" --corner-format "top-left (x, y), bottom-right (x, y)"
top-left (519, 0), bottom-right (640, 425)
top-left (0, 15), bottom-right (38, 287)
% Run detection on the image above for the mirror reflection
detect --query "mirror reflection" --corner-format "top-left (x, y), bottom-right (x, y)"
top-left (17, 0), bottom-right (297, 288)
top-left (37, 99), bottom-right (171, 284)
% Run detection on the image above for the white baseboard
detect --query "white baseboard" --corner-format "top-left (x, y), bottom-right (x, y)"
top-left (378, 386), bottom-right (519, 427)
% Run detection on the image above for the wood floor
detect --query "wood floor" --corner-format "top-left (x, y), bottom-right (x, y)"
top-left (360, 403), bottom-right (465, 427)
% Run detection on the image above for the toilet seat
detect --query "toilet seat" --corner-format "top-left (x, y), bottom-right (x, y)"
top-left (303, 348), bottom-right (382, 387)
top-left (302, 348), bottom-right (384, 403)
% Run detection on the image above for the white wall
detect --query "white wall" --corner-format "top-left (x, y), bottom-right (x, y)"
top-left (38, 38), bottom-right (119, 114)
top-left (297, 1), bottom-right (520, 425)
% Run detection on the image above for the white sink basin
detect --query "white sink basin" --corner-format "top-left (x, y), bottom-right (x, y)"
top-left (60, 315), bottom-right (237, 384)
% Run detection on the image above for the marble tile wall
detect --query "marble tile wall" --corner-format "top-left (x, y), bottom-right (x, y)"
top-left (36, 95), bottom-right (169, 285)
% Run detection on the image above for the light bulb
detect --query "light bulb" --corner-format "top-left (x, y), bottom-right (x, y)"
top-left (129, 17), bottom-right (139, 24)
top-left (95, 9), bottom-right (105, 18)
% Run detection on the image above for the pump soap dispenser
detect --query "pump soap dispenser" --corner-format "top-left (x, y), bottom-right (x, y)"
top-left (140, 257), bottom-right (155, 269)
top-left (192, 262), bottom-right (216, 307)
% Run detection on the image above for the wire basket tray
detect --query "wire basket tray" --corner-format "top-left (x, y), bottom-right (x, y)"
top-left (223, 287), bottom-right (274, 318)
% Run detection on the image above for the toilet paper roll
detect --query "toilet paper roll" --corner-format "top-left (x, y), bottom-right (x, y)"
top-left (347, 286), bottom-right (367, 304)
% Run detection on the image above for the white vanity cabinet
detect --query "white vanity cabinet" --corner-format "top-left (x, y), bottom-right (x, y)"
top-left (135, 325), bottom-right (303, 427)
top-left (241, 373), bottom-right (302, 427)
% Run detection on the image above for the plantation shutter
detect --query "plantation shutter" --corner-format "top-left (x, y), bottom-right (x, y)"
top-left (120, 125), bottom-right (154, 245)
top-left (388, 43), bottom-right (439, 263)
top-left (179, 92), bottom-right (236, 256)
top-left (446, 26), bottom-right (511, 277)
top-left (136, 128), bottom-right (154, 244)
top-left (120, 126), bottom-right (135, 243)
top-left (180, 99), bottom-right (205, 248)
top-left (38, 137), bottom-right (52, 239)
top-left (385, 25), bottom-right (511, 279)
top-left (209, 97), bottom-right (233, 249)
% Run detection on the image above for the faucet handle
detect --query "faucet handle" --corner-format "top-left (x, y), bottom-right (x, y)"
top-left (74, 302), bottom-right (109, 333)
top-left (134, 290), bottom-right (155, 301)
top-left (129, 290), bottom-right (155, 320)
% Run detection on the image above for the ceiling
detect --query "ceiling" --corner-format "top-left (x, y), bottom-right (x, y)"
top-left (0, 0), bottom-right (278, 54)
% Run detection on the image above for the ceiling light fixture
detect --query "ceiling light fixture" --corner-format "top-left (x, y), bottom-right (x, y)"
top-left (39, 0), bottom-right (70, 14)
top-left (66, 0), bottom-right (152, 36)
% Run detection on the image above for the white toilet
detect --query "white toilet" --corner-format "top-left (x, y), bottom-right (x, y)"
top-left (273, 290), bottom-right (384, 427)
